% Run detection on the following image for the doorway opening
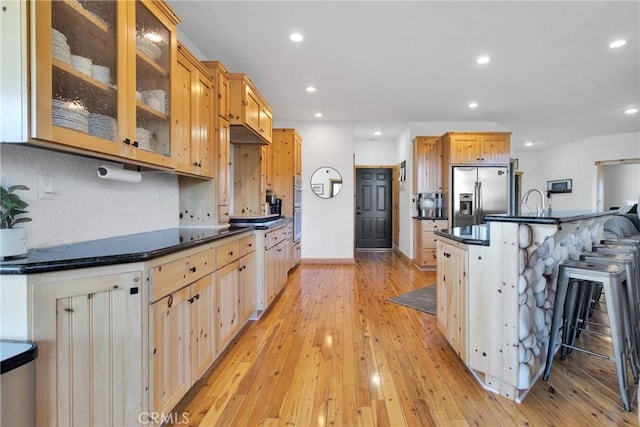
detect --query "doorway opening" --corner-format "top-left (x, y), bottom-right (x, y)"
top-left (355, 167), bottom-right (394, 250)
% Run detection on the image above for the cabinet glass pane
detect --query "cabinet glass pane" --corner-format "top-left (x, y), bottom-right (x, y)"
top-left (51, 0), bottom-right (119, 142)
top-left (135, 1), bottom-right (171, 158)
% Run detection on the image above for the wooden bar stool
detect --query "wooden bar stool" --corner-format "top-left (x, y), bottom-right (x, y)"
top-left (543, 260), bottom-right (635, 411)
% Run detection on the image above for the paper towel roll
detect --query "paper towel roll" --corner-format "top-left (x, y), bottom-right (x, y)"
top-left (97, 166), bottom-right (142, 183)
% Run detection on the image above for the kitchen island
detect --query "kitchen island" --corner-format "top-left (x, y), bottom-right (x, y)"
top-left (434, 210), bottom-right (615, 403)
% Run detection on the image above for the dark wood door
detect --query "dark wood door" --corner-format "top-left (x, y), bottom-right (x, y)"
top-left (356, 168), bottom-right (392, 249)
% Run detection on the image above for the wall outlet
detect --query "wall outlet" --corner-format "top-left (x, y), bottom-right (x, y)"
top-left (38, 173), bottom-right (54, 200)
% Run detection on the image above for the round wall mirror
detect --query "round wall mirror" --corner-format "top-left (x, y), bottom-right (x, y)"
top-left (311, 167), bottom-right (342, 199)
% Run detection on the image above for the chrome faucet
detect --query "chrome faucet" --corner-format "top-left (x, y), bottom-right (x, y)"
top-left (521, 188), bottom-right (547, 215)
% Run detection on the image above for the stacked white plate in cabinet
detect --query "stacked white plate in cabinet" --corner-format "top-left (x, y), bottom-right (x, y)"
top-left (136, 36), bottom-right (162, 61)
top-left (52, 28), bottom-right (71, 64)
top-left (51, 99), bottom-right (89, 133)
top-left (70, 55), bottom-right (92, 76)
top-left (88, 113), bottom-right (117, 141)
top-left (91, 64), bottom-right (111, 85)
top-left (135, 127), bottom-right (154, 151)
top-left (140, 89), bottom-right (166, 114)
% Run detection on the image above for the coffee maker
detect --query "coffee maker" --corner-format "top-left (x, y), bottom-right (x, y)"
top-left (266, 194), bottom-right (282, 216)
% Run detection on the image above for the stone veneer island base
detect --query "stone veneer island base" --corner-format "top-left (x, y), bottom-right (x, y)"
top-left (434, 210), bottom-right (615, 403)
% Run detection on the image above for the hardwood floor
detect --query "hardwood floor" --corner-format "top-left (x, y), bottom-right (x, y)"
top-left (170, 251), bottom-right (639, 426)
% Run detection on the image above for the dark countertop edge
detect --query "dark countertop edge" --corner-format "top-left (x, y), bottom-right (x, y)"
top-left (412, 216), bottom-right (449, 220)
top-left (483, 211), bottom-right (615, 224)
top-left (0, 227), bottom-right (253, 275)
top-left (434, 229), bottom-right (489, 246)
top-left (1, 340), bottom-right (38, 374)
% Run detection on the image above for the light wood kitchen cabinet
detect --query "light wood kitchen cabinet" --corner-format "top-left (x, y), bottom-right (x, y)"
top-left (150, 285), bottom-right (191, 416)
top-left (202, 61), bottom-right (231, 121)
top-left (215, 233), bottom-right (256, 352)
top-left (203, 61), bottom-right (232, 223)
top-left (188, 274), bottom-right (217, 383)
top-left (228, 73), bottom-right (273, 144)
top-left (436, 238), bottom-right (468, 361)
top-left (215, 260), bottom-right (240, 352)
top-left (217, 118), bottom-right (231, 221)
top-left (272, 129), bottom-right (303, 217)
top-left (413, 219), bottom-right (448, 270)
top-left (413, 136), bottom-right (441, 193)
top-left (31, 268), bottom-right (145, 426)
top-left (174, 43), bottom-right (214, 178)
top-left (239, 251), bottom-right (257, 324)
top-left (265, 227), bottom-right (288, 306)
top-left (442, 132), bottom-right (511, 165)
top-left (32, 0), bottom-right (179, 169)
top-left (262, 144), bottom-right (274, 192)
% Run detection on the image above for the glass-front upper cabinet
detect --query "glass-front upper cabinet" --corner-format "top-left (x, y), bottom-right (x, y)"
top-left (32, 0), bottom-right (178, 169)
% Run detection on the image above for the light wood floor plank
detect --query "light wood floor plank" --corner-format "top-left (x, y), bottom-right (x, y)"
top-left (169, 251), bottom-right (638, 426)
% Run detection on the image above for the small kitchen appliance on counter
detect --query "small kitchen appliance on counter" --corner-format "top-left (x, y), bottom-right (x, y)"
top-left (266, 194), bottom-right (282, 216)
top-left (415, 192), bottom-right (444, 217)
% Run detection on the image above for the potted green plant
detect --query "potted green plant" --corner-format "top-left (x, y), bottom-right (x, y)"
top-left (1, 185), bottom-right (32, 258)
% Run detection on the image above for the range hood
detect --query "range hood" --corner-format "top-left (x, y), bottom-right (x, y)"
top-left (230, 126), bottom-right (269, 145)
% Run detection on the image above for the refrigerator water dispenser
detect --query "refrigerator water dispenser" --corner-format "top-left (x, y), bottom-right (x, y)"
top-left (459, 193), bottom-right (473, 215)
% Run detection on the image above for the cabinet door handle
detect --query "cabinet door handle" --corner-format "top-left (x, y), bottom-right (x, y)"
top-left (195, 293), bottom-right (200, 300)
top-left (193, 162), bottom-right (202, 167)
top-left (123, 138), bottom-right (131, 145)
top-left (248, 243), bottom-right (252, 247)
top-left (167, 294), bottom-right (173, 308)
top-left (190, 266), bottom-right (197, 273)
top-left (132, 141), bottom-right (139, 148)
top-left (228, 250), bottom-right (234, 256)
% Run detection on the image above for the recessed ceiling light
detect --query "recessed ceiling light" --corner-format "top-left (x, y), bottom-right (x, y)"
top-left (314, 112), bottom-right (323, 118)
top-left (524, 141), bottom-right (534, 147)
top-left (468, 102), bottom-right (478, 108)
top-left (609, 39), bottom-right (626, 48)
top-left (476, 56), bottom-right (491, 65)
top-left (624, 107), bottom-right (638, 114)
top-left (373, 130), bottom-right (382, 136)
top-left (305, 85), bottom-right (317, 93)
top-left (289, 33), bottom-right (303, 42)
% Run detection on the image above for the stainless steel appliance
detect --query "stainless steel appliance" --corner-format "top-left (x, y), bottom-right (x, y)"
top-left (452, 166), bottom-right (509, 227)
top-left (293, 177), bottom-right (302, 241)
top-left (415, 192), bottom-right (444, 217)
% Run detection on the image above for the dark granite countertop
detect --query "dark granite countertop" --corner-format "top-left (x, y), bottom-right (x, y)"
top-left (412, 216), bottom-right (449, 221)
top-left (434, 224), bottom-right (489, 246)
top-left (0, 227), bottom-right (255, 275)
top-left (483, 210), bottom-right (616, 224)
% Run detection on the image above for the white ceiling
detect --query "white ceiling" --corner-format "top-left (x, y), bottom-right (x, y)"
top-left (167, 1), bottom-right (640, 150)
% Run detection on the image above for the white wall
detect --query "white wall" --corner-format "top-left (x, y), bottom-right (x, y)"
top-left (513, 131), bottom-right (640, 211)
top-left (276, 121), bottom-right (355, 261)
top-left (604, 163), bottom-right (640, 209)
top-left (0, 144), bottom-right (179, 249)
top-left (354, 139), bottom-right (397, 165)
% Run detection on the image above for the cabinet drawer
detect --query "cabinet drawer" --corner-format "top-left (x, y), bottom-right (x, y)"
top-left (419, 248), bottom-right (438, 267)
top-left (150, 248), bottom-right (215, 302)
top-left (238, 235), bottom-right (256, 258)
top-left (216, 240), bottom-right (240, 269)
top-left (421, 220), bottom-right (448, 232)
top-left (265, 227), bottom-right (286, 249)
top-left (421, 231), bottom-right (439, 249)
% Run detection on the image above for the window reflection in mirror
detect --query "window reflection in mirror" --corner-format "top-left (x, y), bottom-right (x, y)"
top-left (311, 167), bottom-right (342, 199)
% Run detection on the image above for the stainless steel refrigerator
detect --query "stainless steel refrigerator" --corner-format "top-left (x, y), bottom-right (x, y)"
top-left (452, 166), bottom-right (509, 227)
